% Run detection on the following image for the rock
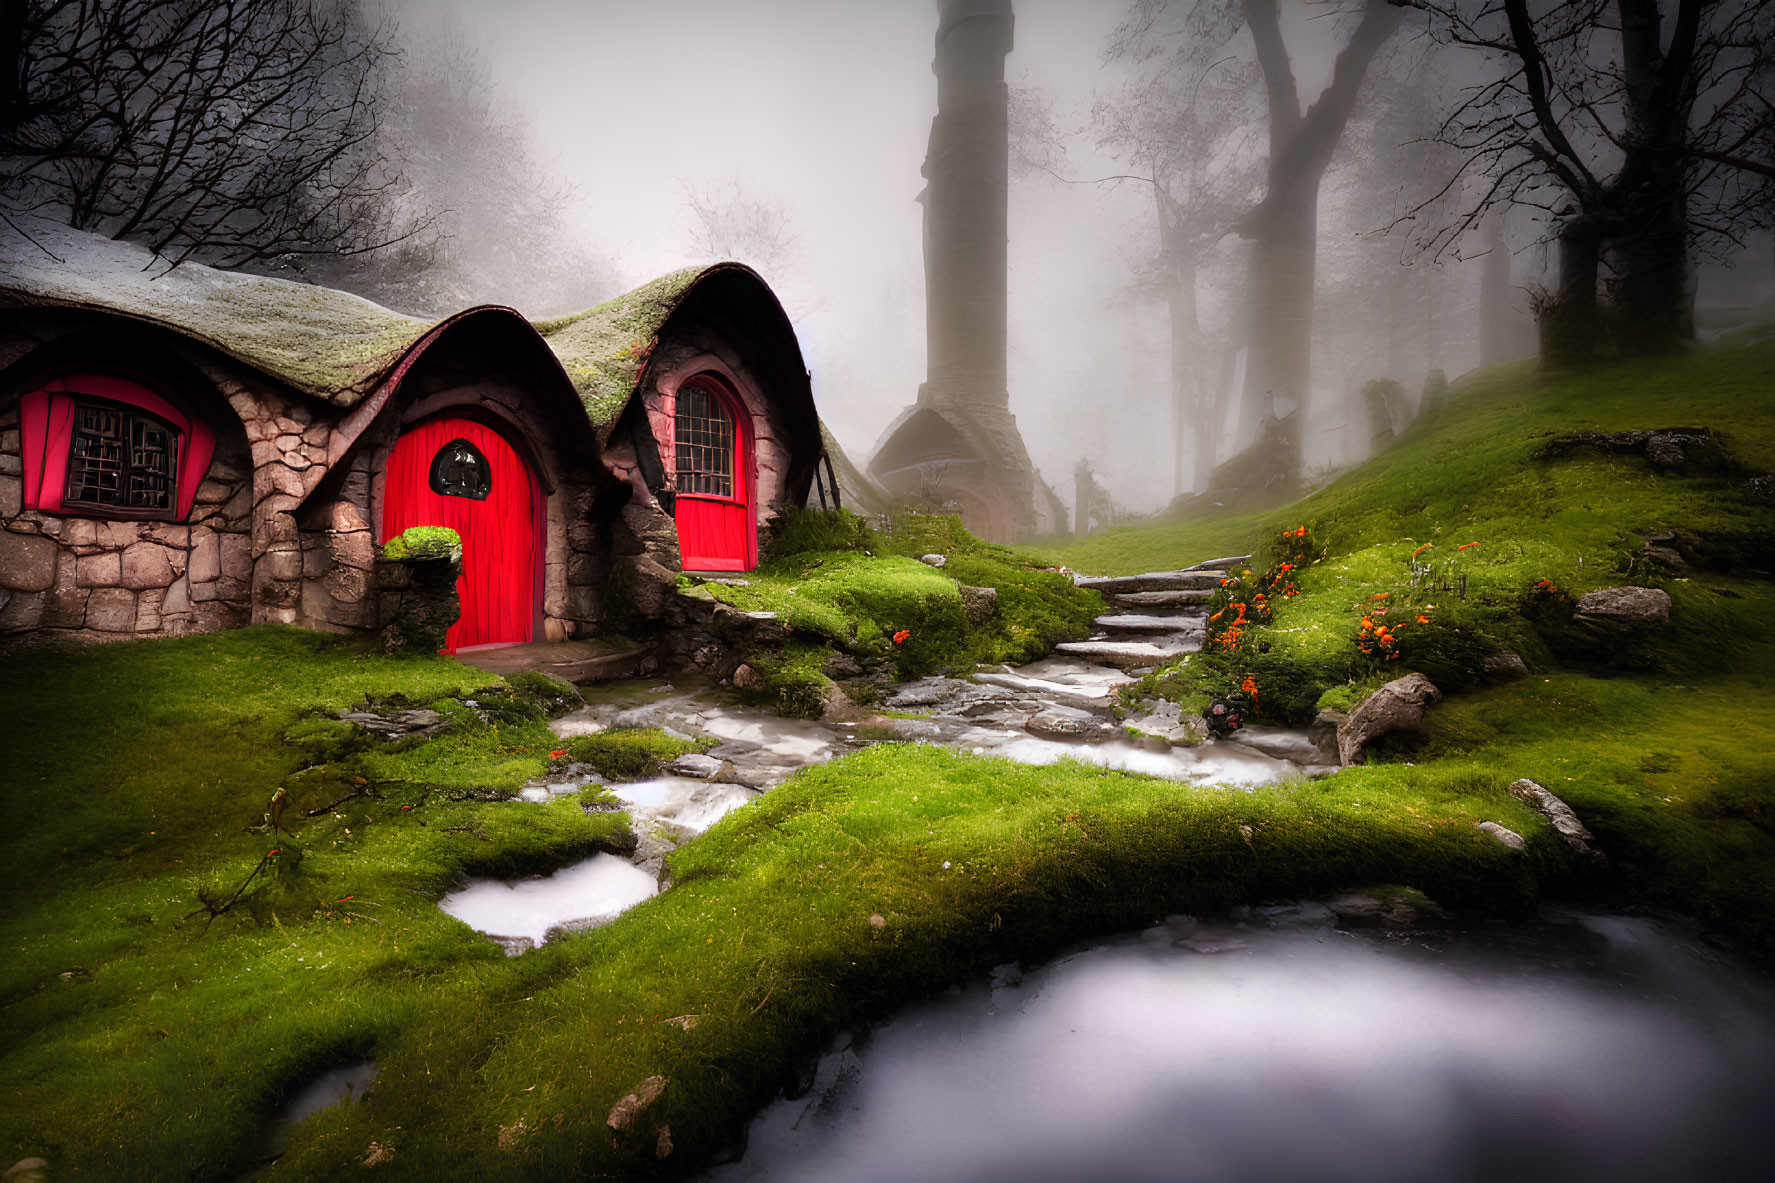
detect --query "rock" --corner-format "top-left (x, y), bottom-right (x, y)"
top-left (1574, 585), bottom-right (1670, 625)
top-left (664, 752), bottom-right (725, 779)
top-left (1508, 778), bottom-right (1605, 863)
top-left (1025, 704), bottom-right (1113, 740)
top-left (3, 1158), bottom-right (48, 1183)
top-left (1110, 589), bottom-right (1215, 607)
top-left (1327, 888), bottom-right (1441, 928)
top-left (885, 676), bottom-right (967, 708)
top-left (607, 1075), bottom-right (668, 1132)
top-left (75, 550), bottom-right (120, 587)
top-left (119, 541), bottom-right (177, 589)
top-left (1308, 709), bottom-right (1346, 764)
top-left (84, 587), bottom-right (137, 631)
top-left (822, 652), bottom-right (863, 679)
top-left (1229, 725), bottom-right (1322, 763)
top-left (1053, 639), bottom-right (1189, 669)
top-left (1482, 651), bottom-right (1529, 677)
top-left (1074, 570), bottom-right (1223, 595)
top-left (0, 532), bottom-right (56, 592)
top-left (731, 663), bottom-right (759, 689)
top-left (1092, 613), bottom-right (1197, 635)
top-left (958, 584), bottom-right (998, 625)
top-left (1337, 673), bottom-right (1441, 765)
top-left (1477, 821), bottom-right (1527, 852)
top-left (919, 553), bottom-right (947, 567)
top-left (1126, 699), bottom-right (1207, 746)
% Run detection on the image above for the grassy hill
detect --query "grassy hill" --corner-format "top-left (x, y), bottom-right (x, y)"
top-left (1, 341), bottom-right (1770, 1179)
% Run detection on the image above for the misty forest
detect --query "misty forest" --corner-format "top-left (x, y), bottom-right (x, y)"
top-left (1, 1), bottom-right (1772, 1180)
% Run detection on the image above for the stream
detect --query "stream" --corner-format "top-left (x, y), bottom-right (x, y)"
top-left (706, 906), bottom-right (1775, 1183)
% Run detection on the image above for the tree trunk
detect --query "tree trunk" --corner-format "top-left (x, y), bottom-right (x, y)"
top-left (1167, 254), bottom-right (1204, 497)
top-left (1540, 219), bottom-right (1602, 367)
top-left (1608, 0), bottom-right (1699, 354)
top-left (1479, 212), bottom-right (1515, 366)
top-left (1236, 180), bottom-right (1319, 489)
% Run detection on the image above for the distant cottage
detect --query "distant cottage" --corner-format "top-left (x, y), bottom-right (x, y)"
top-left (0, 220), bottom-right (846, 654)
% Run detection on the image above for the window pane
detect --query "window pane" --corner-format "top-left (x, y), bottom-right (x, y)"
top-left (674, 383), bottom-right (734, 498)
top-left (66, 402), bottom-right (177, 511)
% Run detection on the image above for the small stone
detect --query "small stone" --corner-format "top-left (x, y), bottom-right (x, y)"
top-left (607, 1075), bottom-right (667, 1132)
top-left (1508, 778), bottom-right (1605, 863)
top-left (731, 663), bottom-right (759, 689)
top-left (1025, 705), bottom-right (1112, 740)
top-left (4, 1158), bottom-right (49, 1183)
top-left (869, 913), bottom-right (886, 928)
top-left (1574, 586), bottom-right (1671, 625)
top-left (0, 531), bottom-right (56, 592)
top-left (1477, 821), bottom-right (1527, 852)
top-left (1482, 651), bottom-right (1529, 677)
top-left (958, 584), bottom-right (998, 625)
top-left (919, 553), bottom-right (947, 567)
top-left (664, 753), bottom-right (724, 779)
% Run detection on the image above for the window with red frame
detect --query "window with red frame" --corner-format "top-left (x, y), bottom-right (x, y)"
top-left (674, 381), bottom-right (735, 498)
top-left (16, 373), bottom-right (215, 521)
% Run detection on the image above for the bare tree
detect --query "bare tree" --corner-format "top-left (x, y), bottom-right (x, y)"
top-left (0, 0), bottom-right (435, 270)
top-left (1401, 0), bottom-right (1775, 364)
top-left (680, 171), bottom-right (800, 279)
top-left (312, 13), bottom-right (620, 317)
top-left (1092, 46), bottom-right (1262, 494)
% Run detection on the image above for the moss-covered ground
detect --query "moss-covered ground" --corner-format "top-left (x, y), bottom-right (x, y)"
top-left (0, 627), bottom-right (1564, 1179)
top-left (687, 507), bottom-right (1100, 715)
top-left (1035, 339), bottom-right (1775, 955)
top-left (2, 341), bottom-right (1771, 1178)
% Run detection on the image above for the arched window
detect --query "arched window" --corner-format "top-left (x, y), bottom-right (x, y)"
top-left (674, 380), bottom-right (735, 498)
top-left (17, 372), bottom-right (215, 520)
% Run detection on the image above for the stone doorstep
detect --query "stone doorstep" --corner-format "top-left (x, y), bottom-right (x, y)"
top-left (455, 640), bottom-right (648, 685)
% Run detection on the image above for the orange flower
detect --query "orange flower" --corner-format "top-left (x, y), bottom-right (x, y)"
top-left (267, 849), bottom-right (280, 858)
top-left (1369, 592), bottom-right (1390, 600)
top-left (1458, 542), bottom-right (1480, 551)
top-left (893, 629), bottom-right (911, 644)
top-left (336, 895), bottom-right (354, 903)
top-left (549, 748), bottom-right (567, 759)
top-left (1411, 543), bottom-right (1434, 560)
top-left (1417, 615), bottom-right (1430, 623)
top-left (401, 804), bottom-right (413, 811)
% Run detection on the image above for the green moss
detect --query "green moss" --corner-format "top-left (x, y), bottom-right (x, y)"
top-left (705, 510), bottom-right (1100, 695)
top-left (534, 267), bottom-right (709, 431)
top-left (380, 525), bottom-right (461, 562)
top-left (566, 727), bottom-right (706, 781)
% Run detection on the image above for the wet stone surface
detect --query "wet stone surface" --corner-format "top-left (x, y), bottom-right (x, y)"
top-left (440, 568), bottom-right (1325, 951)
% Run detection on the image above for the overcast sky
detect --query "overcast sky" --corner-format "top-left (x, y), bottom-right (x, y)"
top-left (425, 0), bottom-right (1199, 510)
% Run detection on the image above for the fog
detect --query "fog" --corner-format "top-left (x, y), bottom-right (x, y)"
top-left (409, 0), bottom-right (1775, 519)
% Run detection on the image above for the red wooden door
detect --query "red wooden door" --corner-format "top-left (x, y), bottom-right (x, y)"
top-left (673, 377), bottom-right (757, 571)
top-left (382, 415), bottom-right (542, 652)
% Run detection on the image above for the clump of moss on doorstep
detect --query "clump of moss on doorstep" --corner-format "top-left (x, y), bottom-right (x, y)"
top-left (380, 525), bottom-right (461, 561)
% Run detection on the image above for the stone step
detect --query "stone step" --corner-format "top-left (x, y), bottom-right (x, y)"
top-left (1093, 613), bottom-right (1205, 635)
top-left (457, 640), bottom-right (649, 685)
top-left (1053, 639), bottom-right (1201, 669)
top-left (1075, 570), bottom-right (1227, 595)
top-left (1182, 554), bottom-right (1253, 572)
top-left (1110, 589), bottom-right (1216, 608)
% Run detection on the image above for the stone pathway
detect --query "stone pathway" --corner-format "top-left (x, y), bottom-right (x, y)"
top-left (442, 556), bottom-right (1343, 952)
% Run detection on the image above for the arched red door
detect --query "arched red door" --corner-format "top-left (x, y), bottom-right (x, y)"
top-left (382, 415), bottom-right (543, 652)
top-left (673, 376), bottom-right (756, 571)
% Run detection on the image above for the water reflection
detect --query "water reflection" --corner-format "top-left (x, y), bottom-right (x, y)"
top-left (709, 910), bottom-right (1774, 1182)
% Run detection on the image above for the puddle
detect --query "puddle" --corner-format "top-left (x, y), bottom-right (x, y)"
top-left (439, 853), bottom-right (657, 948)
top-left (709, 910), bottom-right (1775, 1182)
top-left (614, 777), bottom-right (758, 834)
top-left (936, 730), bottom-right (1304, 786)
top-left (244, 1061), bottom-right (375, 1172)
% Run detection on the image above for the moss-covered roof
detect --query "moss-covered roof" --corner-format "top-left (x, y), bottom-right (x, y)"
top-left (0, 216), bottom-right (437, 403)
top-left (535, 264), bottom-right (743, 433)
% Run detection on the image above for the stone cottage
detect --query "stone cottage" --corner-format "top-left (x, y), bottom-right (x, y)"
top-left (0, 219), bottom-right (837, 654)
